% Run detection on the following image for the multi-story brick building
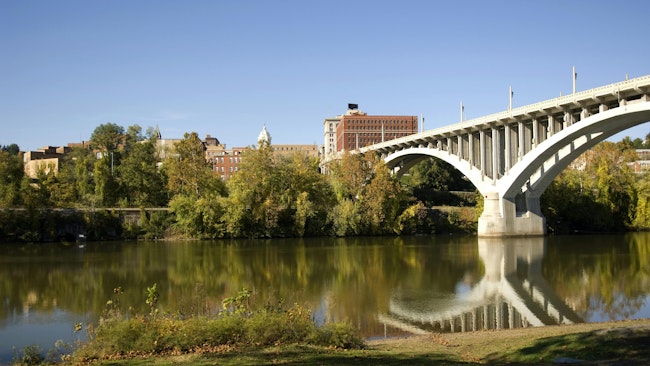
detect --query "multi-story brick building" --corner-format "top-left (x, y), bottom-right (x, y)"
top-left (323, 104), bottom-right (419, 154)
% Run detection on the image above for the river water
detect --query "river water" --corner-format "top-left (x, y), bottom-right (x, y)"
top-left (1, 233), bottom-right (650, 362)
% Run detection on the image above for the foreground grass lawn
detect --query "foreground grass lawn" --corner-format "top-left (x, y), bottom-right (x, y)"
top-left (83, 319), bottom-right (650, 365)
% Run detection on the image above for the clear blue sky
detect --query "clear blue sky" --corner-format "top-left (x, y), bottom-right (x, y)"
top-left (2, 0), bottom-right (650, 151)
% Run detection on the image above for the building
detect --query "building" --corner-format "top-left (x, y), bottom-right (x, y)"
top-left (22, 125), bottom-right (317, 181)
top-left (323, 104), bottom-right (419, 154)
top-left (23, 145), bottom-right (79, 178)
top-left (206, 137), bottom-right (246, 180)
top-left (206, 126), bottom-right (319, 180)
top-left (323, 116), bottom-right (341, 156)
top-left (273, 144), bottom-right (319, 159)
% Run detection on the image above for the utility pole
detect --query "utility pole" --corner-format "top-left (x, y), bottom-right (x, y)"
top-left (509, 86), bottom-right (513, 111)
top-left (460, 101), bottom-right (464, 122)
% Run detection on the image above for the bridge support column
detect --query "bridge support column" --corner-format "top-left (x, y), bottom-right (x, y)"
top-left (478, 192), bottom-right (546, 237)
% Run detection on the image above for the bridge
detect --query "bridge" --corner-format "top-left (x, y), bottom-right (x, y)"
top-left (378, 237), bottom-right (583, 334)
top-left (342, 75), bottom-right (650, 236)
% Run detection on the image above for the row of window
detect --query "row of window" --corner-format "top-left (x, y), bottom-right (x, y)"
top-left (206, 151), bottom-right (243, 157)
top-left (214, 166), bottom-right (239, 173)
top-left (344, 125), bottom-right (415, 131)
top-left (344, 132), bottom-right (412, 137)
top-left (346, 120), bottom-right (414, 125)
top-left (209, 156), bottom-right (241, 163)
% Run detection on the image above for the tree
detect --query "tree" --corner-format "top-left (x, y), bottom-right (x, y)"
top-left (0, 150), bottom-right (24, 206)
top-left (328, 153), bottom-right (405, 235)
top-left (1, 144), bottom-right (20, 156)
top-left (116, 138), bottom-right (167, 207)
top-left (90, 123), bottom-right (124, 155)
top-left (542, 140), bottom-right (638, 233)
top-left (94, 158), bottom-right (119, 207)
top-left (223, 144), bottom-right (278, 237)
top-left (164, 132), bottom-right (224, 198)
top-left (164, 132), bottom-right (226, 237)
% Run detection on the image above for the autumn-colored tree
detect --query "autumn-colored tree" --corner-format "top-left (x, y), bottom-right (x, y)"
top-left (223, 145), bottom-right (334, 237)
top-left (164, 132), bottom-right (225, 198)
top-left (328, 152), bottom-right (405, 235)
top-left (164, 132), bottom-right (226, 238)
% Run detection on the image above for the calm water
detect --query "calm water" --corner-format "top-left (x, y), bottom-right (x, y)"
top-left (1, 234), bottom-right (650, 362)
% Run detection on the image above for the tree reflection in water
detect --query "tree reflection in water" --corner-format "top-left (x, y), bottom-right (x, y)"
top-left (0, 234), bottom-right (649, 360)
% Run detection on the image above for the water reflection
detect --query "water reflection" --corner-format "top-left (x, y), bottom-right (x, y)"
top-left (380, 237), bottom-right (583, 333)
top-left (1, 234), bottom-right (649, 362)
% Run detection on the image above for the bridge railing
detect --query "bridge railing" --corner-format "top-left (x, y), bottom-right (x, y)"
top-left (359, 74), bottom-right (650, 154)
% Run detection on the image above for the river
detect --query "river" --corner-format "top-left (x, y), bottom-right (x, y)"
top-left (1, 233), bottom-right (650, 362)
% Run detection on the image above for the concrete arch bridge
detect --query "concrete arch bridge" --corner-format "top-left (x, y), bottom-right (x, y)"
top-left (355, 75), bottom-right (650, 236)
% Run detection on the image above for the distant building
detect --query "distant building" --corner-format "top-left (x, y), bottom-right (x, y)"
top-left (22, 125), bottom-right (318, 181)
top-left (206, 137), bottom-right (246, 180)
top-left (207, 126), bottom-right (318, 180)
top-left (323, 104), bottom-right (419, 154)
top-left (323, 116), bottom-right (341, 156)
top-left (630, 149), bottom-right (650, 174)
top-left (273, 144), bottom-right (319, 159)
top-left (23, 145), bottom-right (79, 178)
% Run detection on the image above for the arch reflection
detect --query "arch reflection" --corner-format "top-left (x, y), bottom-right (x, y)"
top-left (379, 237), bottom-right (583, 333)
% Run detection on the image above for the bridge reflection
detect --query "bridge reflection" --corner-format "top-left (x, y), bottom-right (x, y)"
top-left (378, 237), bottom-right (582, 334)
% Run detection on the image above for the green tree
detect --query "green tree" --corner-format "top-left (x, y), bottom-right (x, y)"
top-left (1, 144), bottom-right (20, 156)
top-left (165, 132), bottom-right (226, 237)
top-left (542, 141), bottom-right (638, 233)
top-left (591, 142), bottom-right (637, 230)
top-left (90, 123), bottom-right (124, 155)
top-left (116, 138), bottom-right (167, 207)
top-left (360, 159), bottom-right (403, 233)
top-left (223, 145), bottom-right (335, 238)
top-left (328, 153), bottom-right (405, 235)
top-left (164, 132), bottom-right (223, 198)
top-left (223, 144), bottom-right (279, 237)
top-left (0, 150), bottom-right (24, 206)
top-left (94, 158), bottom-right (119, 207)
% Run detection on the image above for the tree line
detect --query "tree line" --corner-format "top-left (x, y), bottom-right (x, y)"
top-left (1, 122), bottom-right (650, 241)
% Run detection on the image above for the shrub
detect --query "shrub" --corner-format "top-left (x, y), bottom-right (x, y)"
top-left (308, 323), bottom-right (365, 349)
top-left (73, 288), bottom-right (365, 362)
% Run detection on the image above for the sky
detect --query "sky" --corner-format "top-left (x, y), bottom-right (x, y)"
top-left (2, 0), bottom-right (650, 151)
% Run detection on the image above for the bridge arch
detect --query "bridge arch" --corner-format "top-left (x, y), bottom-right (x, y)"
top-left (383, 148), bottom-right (486, 193)
top-left (500, 102), bottom-right (650, 200)
top-left (379, 101), bottom-right (650, 236)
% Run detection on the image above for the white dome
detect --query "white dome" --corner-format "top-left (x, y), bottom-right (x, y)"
top-left (258, 125), bottom-right (272, 146)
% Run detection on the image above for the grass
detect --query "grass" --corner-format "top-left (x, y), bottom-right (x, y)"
top-left (68, 320), bottom-right (650, 365)
top-left (490, 325), bottom-right (650, 364)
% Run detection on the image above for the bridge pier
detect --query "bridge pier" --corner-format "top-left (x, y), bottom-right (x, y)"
top-left (478, 192), bottom-right (546, 237)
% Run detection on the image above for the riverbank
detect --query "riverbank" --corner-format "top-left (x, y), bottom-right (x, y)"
top-left (74, 318), bottom-right (650, 365)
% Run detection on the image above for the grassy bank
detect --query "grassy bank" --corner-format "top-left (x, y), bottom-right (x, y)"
top-left (57, 319), bottom-right (650, 365)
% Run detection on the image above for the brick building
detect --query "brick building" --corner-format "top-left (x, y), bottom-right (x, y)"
top-left (323, 104), bottom-right (419, 154)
